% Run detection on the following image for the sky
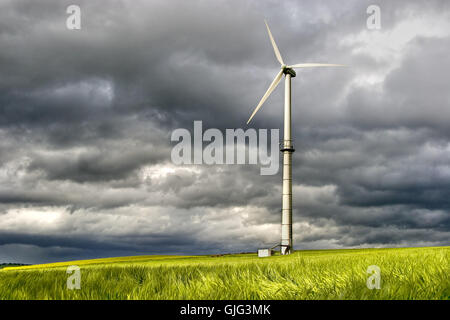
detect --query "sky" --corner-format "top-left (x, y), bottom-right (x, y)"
top-left (0, 0), bottom-right (449, 263)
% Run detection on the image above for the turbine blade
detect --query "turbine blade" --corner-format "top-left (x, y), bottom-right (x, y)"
top-left (247, 70), bottom-right (283, 124)
top-left (265, 20), bottom-right (284, 65)
top-left (289, 63), bottom-right (346, 68)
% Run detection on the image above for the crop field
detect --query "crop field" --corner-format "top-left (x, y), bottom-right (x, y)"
top-left (0, 246), bottom-right (448, 300)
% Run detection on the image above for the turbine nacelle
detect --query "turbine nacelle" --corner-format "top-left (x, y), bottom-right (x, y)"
top-left (282, 66), bottom-right (296, 78)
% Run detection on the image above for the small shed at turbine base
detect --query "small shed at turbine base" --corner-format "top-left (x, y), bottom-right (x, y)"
top-left (258, 249), bottom-right (274, 257)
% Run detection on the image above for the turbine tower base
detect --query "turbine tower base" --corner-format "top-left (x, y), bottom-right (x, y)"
top-left (280, 145), bottom-right (295, 255)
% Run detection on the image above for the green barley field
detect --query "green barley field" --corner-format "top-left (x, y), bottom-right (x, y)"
top-left (0, 246), bottom-right (448, 300)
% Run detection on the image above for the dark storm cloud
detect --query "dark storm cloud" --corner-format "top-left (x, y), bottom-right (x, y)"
top-left (346, 37), bottom-right (450, 132)
top-left (27, 136), bottom-right (169, 182)
top-left (0, 0), bottom-right (449, 263)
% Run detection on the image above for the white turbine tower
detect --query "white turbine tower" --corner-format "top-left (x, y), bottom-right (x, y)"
top-left (248, 21), bottom-right (344, 255)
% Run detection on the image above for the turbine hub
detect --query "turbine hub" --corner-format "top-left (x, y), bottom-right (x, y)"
top-left (282, 67), bottom-right (296, 78)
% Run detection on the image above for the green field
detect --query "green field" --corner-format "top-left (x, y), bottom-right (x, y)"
top-left (0, 246), bottom-right (448, 300)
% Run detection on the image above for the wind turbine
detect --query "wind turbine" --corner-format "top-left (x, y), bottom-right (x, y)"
top-left (247, 21), bottom-right (344, 255)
